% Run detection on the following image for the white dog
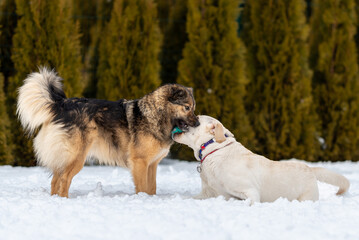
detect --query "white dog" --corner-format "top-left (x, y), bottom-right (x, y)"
top-left (173, 115), bottom-right (350, 204)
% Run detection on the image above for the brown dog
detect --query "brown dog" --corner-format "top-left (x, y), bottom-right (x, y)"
top-left (17, 67), bottom-right (199, 197)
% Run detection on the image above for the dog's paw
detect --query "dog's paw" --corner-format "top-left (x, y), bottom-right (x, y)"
top-left (193, 194), bottom-right (208, 200)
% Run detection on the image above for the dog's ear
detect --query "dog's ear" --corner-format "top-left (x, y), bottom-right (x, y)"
top-left (187, 87), bottom-right (193, 95)
top-left (206, 122), bottom-right (226, 143)
top-left (206, 123), bottom-right (215, 134)
top-left (168, 86), bottom-right (187, 104)
top-left (224, 128), bottom-right (234, 138)
top-left (214, 122), bottom-right (226, 143)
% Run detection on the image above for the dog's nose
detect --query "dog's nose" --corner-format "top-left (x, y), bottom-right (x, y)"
top-left (194, 120), bottom-right (200, 127)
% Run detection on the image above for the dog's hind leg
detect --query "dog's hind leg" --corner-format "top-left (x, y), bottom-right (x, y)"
top-left (298, 184), bottom-right (319, 202)
top-left (194, 180), bottom-right (219, 199)
top-left (245, 190), bottom-right (261, 205)
top-left (51, 171), bottom-right (61, 195)
top-left (56, 133), bottom-right (94, 198)
top-left (227, 188), bottom-right (260, 205)
top-left (57, 155), bottom-right (86, 198)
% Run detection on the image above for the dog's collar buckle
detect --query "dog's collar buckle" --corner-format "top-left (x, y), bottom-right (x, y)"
top-left (197, 163), bottom-right (202, 173)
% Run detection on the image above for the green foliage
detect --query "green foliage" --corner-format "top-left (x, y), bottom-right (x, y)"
top-left (8, 0), bottom-right (83, 166)
top-left (11, 0), bottom-right (83, 97)
top-left (176, 0), bottom-right (256, 160)
top-left (160, 0), bottom-right (188, 84)
top-left (97, 0), bottom-right (162, 100)
top-left (309, 0), bottom-right (359, 161)
top-left (0, 0), bottom-right (359, 165)
top-left (72, 0), bottom-right (98, 60)
top-left (0, 0), bottom-right (17, 91)
top-left (82, 0), bottom-right (114, 98)
top-left (0, 71), bottom-right (13, 165)
top-left (155, 0), bottom-right (173, 33)
top-left (0, 21), bottom-right (13, 165)
top-left (356, 0), bottom-right (359, 64)
top-left (242, 0), bottom-right (318, 161)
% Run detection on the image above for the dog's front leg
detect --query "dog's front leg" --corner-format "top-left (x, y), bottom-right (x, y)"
top-left (131, 159), bottom-right (149, 194)
top-left (147, 161), bottom-right (158, 195)
top-left (147, 150), bottom-right (169, 195)
top-left (194, 179), bottom-right (218, 199)
top-left (147, 159), bottom-right (163, 195)
top-left (130, 136), bottom-right (167, 195)
top-left (194, 192), bottom-right (213, 200)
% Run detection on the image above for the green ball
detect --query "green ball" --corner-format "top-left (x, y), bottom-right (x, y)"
top-left (171, 127), bottom-right (183, 139)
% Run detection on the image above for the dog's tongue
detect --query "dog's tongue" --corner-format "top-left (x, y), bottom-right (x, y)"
top-left (171, 127), bottom-right (183, 139)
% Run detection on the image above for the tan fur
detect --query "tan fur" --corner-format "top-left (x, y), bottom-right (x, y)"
top-left (17, 68), bottom-right (199, 197)
top-left (40, 108), bottom-right (179, 197)
top-left (214, 123), bottom-right (226, 143)
top-left (39, 118), bottom-right (171, 197)
top-left (48, 127), bottom-right (96, 197)
top-left (128, 134), bottom-right (169, 194)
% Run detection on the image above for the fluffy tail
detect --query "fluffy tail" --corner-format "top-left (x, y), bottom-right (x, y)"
top-left (17, 67), bottom-right (66, 135)
top-left (311, 167), bottom-right (350, 195)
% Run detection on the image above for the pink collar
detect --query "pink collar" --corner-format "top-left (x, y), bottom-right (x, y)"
top-left (197, 142), bottom-right (233, 173)
top-left (200, 142), bottom-right (233, 163)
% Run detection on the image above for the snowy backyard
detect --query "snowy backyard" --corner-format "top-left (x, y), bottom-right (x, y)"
top-left (0, 159), bottom-right (358, 240)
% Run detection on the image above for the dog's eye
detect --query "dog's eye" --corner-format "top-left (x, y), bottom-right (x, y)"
top-left (184, 106), bottom-right (190, 111)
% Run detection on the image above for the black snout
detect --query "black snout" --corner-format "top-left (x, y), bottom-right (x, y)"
top-left (194, 119), bottom-right (200, 127)
top-left (188, 115), bottom-right (200, 128)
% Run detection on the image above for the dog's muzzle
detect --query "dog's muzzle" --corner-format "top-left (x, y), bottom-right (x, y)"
top-left (188, 115), bottom-right (200, 128)
top-left (193, 120), bottom-right (200, 127)
top-left (174, 115), bottom-right (200, 132)
top-left (174, 119), bottom-right (189, 131)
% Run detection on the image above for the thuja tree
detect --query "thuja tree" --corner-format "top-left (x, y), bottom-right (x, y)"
top-left (242, 0), bottom-right (318, 161)
top-left (97, 0), bottom-right (162, 100)
top-left (72, 0), bottom-right (99, 60)
top-left (0, 0), bottom-right (17, 91)
top-left (82, 0), bottom-right (114, 98)
top-left (0, 20), bottom-right (13, 164)
top-left (356, 0), bottom-right (359, 65)
top-left (8, 0), bottom-right (83, 165)
top-left (176, 0), bottom-right (256, 160)
top-left (309, 0), bottom-right (359, 161)
top-left (160, 0), bottom-right (188, 84)
top-left (0, 67), bottom-right (13, 165)
top-left (155, 0), bottom-right (173, 33)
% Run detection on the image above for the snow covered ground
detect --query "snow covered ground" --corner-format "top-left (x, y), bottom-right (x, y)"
top-left (0, 159), bottom-right (358, 240)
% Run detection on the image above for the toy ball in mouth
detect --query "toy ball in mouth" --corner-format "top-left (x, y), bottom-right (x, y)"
top-left (171, 126), bottom-right (183, 139)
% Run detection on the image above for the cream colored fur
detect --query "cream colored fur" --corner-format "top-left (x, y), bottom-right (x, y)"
top-left (34, 122), bottom-right (71, 172)
top-left (174, 115), bottom-right (350, 204)
top-left (17, 67), bottom-right (62, 135)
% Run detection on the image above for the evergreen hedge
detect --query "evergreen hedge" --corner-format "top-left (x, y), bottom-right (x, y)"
top-left (242, 0), bottom-right (318, 161)
top-left (176, 0), bottom-right (256, 160)
top-left (0, 0), bottom-right (359, 165)
top-left (310, 0), bottom-right (359, 161)
top-left (96, 0), bottom-right (162, 100)
top-left (8, 0), bottom-right (83, 166)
